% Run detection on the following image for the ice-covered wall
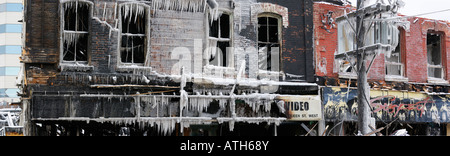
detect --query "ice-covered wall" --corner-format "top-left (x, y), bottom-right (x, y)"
top-left (23, 0), bottom-right (318, 135)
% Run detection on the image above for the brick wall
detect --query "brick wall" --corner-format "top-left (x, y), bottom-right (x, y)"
top-left (150, 10), bottom-right (205, 74)
top-left (366, 54), bottom-right (385, 80)
top-left (23, 0), bottom-right (59, 64)
top-left (313, 2), bottom-right (348, 78)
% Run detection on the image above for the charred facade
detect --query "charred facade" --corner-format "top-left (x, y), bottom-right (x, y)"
top-left (313, 2), bottom-right (450, 136)
top-left (20, 0), bottom-right (318, 136)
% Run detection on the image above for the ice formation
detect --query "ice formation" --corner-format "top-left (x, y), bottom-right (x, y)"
top-left (63, 32), bottom-right (88, 47)
top-left (58, 0), bottom-right (299, 135)
top-left (79, 90), bottom-right (288, 135)
top-left (152, 0), bottom-right (207, 13)
top-left (62, 1), bottom-right (91, 46)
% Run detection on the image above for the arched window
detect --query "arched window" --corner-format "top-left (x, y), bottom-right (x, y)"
top-left (257, 14), bottom-right (281, 72)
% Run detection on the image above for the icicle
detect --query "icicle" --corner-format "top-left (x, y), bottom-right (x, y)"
top-left (276, 100), bottom-right (286, 114)
top-left (207, 0), bottom-right (220, 23)
top-left (152, 95), bottom-right (157, 108)
top-left (152, 0), bottom-right (206, 13)
top-left (180, 90), bottom-right (188, 115)
top-left (63, 32), bottom-right (87, 47)
top-left (224, 120), bottom-right (233, 131)
top-left (230, 94), bottom-right (236, 118)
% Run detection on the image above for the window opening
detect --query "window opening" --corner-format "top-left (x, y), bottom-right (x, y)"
top-left (258, 16), bottom-right (280, 71)
top-left (62, 1), bottom-right (90, 62)
top-left (209, 13), bottom-right (231, 67)
top-left (427, 33), bottom-right (444, 79)
top-left (385, 28), bottom-right (403, 76)
top-left (120, 4), bottom-right (147, 64)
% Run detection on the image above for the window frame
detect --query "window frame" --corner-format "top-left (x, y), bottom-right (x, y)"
top-left (118, 3), bottom-right (151, 67)
top-left (206, 10), bottom-right (234, 68)
top-left (257, 13), bottom-right (282, 72)
top-left (59, 0), bottom-right (93, 65)
top-left (426, 31), bottom-right (446, 80)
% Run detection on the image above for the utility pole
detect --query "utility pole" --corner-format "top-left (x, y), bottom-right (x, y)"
top-left (356, 0), bottom-right (372, 135)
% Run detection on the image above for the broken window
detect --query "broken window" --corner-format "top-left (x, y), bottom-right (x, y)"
top-left (427, 32), bottom-right (444, 79)
top-left (120, 4), bottom-right (148, 64)
top-left (208, 13), bottom-right (231, 67)
top-left (62, 1), bottom-right (91, 63)
top-left (337, 16), bottom-right (403, 77)
top-left (385, 28), bottom-right (404, 76)
top-left (258, 15), bottom-right (281, 71)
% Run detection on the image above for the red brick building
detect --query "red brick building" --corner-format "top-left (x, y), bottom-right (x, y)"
top-left (314, 2), bottom-right (450, 88)
top-left (314, 2), bottom-right (450, 135)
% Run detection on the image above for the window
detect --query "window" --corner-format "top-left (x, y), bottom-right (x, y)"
top-left (258, 15), bottom-right (281, 71)
top-left (0, 3), bottom-right (23, 12)
top-left (385, 28), bottom-right (404, 77)
top-left (208, 13), bottom-right (231, 67)
top-left (427, 33), bottom-right (444, 79)
top-left (337, 17), bottom-right (402, 77)
top-left (0, 67), bottom-right (20, 76)
top-left (120, 4), bottom-right (148, 65)
top-left (0, 46), bottom-right (21, 54)
top-left (0, 88), bottom-right (19, 98)
top-left (0, 24), bottom-right (22, 33)
top-left (62, 1), bottom-right (91, 63)
top-left (337, 17), bottom-right (356, 54)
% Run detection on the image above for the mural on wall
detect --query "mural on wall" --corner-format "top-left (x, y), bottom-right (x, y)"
top-left (323, 87), bottom-right (450, 123)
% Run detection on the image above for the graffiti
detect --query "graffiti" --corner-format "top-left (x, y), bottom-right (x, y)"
top-left (370, 95), bottom-right (429, 118)
top-left (323, 87), bottom-right (450, 123)
top-left (321, 11), bottom-right (336, 33)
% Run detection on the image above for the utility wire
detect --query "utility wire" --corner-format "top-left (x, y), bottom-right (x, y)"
top-left (366, 8), bottom-right (450, 22)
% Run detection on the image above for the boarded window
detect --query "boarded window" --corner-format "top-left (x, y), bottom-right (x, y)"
top-left (427, 33), bottom-right (444, 79)
top-left (62, 1), bottom-right (90, 62)
top-left (209, 13), bottom-right (231, 67)
top-left (258, 15), bottom-right (280, 71)
top-left (120, 4), bottom-right (147, 64)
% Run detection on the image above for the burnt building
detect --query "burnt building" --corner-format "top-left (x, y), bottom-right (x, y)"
top-left (20, 0), bottom-right (323, 136)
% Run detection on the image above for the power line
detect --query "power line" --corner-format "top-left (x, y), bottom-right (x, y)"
top-left (366, 8), bottom-right (450, 22)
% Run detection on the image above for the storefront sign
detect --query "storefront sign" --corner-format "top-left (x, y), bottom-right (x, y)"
top-left (277, 95), bottom-right (322, 121)
top-left (323, 87), bottom-right (450, 123)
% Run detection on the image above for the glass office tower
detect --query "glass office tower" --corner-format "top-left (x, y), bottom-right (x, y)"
top-left (0, 0), bottom-right (22, 106)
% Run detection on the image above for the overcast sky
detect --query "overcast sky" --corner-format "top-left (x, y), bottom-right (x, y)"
top-left (347, 0), bottom-right (450, 22)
